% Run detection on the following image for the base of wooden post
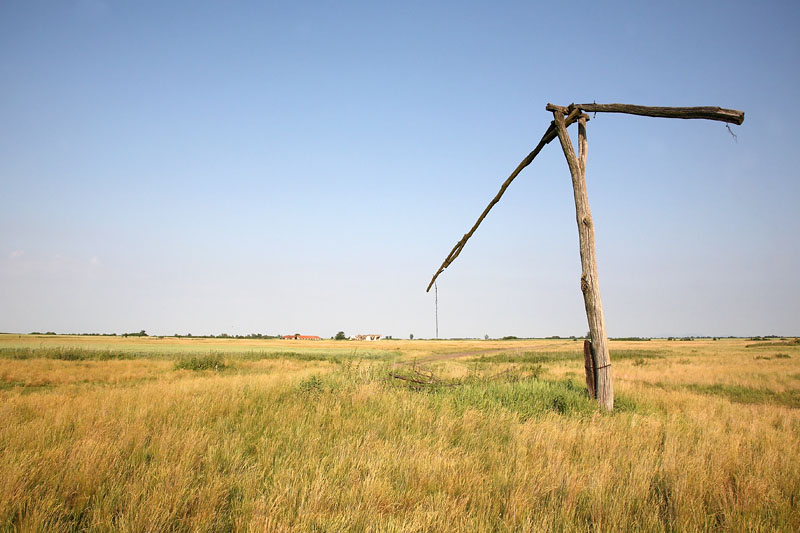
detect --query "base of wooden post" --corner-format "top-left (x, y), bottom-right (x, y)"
top-left (583, 339), bottom-right (596, 399)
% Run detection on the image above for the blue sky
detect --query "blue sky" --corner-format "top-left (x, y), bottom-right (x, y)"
top-left (1, 0), bottom-right (798, 338)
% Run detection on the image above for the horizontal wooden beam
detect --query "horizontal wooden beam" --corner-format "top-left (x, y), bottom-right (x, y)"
top-left (575, 103), bottom-right (744, 125)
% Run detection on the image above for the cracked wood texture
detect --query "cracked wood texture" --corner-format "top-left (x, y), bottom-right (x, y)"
top-left (552, 111), bottom-right (614, 410)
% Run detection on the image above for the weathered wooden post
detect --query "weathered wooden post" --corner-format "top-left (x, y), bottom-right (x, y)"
top-left (426, 102), bottom-right (744, 411)
top-left (550, 105), bottom-right (613, 409)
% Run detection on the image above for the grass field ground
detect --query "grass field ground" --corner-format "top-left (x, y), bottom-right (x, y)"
top-left (1, 334), bottom-right (799, 531)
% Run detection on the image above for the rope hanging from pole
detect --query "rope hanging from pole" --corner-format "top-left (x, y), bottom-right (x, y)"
top-left (434, 282), bottom-right (439, 339)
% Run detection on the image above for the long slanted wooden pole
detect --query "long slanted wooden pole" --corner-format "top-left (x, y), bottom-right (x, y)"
top-left (552, 108), bottom-right (614, 410)
top-left (426, 107), bottom-right (584, 292)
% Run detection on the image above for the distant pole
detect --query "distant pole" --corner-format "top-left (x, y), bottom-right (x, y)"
top-left (435, 282), bottom-right (439, 339)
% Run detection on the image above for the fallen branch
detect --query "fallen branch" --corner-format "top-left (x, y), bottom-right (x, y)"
top-left (389, 372), bottom-right (459, 387)
top-left (389, 373), bottom-right (437, 385)
top-left (488, 368), bottom-right (512, 381)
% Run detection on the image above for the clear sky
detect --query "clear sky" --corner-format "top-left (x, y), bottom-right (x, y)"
top-left (1, 0), bottom-right (798, 338)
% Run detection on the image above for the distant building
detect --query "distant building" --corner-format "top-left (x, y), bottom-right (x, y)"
top-left (351, 334), bottom-right (381, 341)
top-left (282, 335), bottom-right (322, 340)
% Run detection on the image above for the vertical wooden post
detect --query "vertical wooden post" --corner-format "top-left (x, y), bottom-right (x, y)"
top-left (552, 110), bottom-right (614, 410)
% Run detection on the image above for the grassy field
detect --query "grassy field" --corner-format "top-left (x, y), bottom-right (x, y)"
top-left (1, 334), bottom-right (799, 531)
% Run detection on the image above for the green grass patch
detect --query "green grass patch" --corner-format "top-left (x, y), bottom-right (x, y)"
top-left (612, 350), bottom-right (667, 360)
top-left (471, 351), bottom-right (581, 364)
top-left (0, 347), bottom-right (397, 364)
top-left (297, 375), bottom-right (327, 394)
top-left (685, 383), bottom-right (800, 409)
top-left (389, 369), bottom-right (606, 419)
top-left (0, 347), bottom-right (140, 361)
top-left (239, 350), bottom-right (396, 363)
top-left (433, 378), bottom-right (600, 419)
top-left (472, 349), bottom-right (665, 365)
top-left (174, 354), bottom-right (228, 371)
top-left (612, 393), bottom-right (650, 414)
top-left (238, 351), bottom-right (332, 362)
top-left (0, 380), bottom-right (53, 394)
top-left (745, 340), bottom-right (800, 348)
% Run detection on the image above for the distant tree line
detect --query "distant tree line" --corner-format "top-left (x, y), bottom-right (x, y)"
top-left (171, 333), bottom-right (281, 339)
top-left (26, 331), bottom-right (281, 339)
top-left (21, 331), bottom-right (795, 341)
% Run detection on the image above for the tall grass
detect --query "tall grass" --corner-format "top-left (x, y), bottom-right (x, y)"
top-left (685, 383), bottom-right (800, 408)
top-left (0, 346), bottom-right (395, 363)
top-left (174, 353), bottom-right (229, 371)
top-left (0, 346), bottom-right (141, 360)
top-left (473, 349), bottom-right (665, 364)
top-left (0, 338), bottom-right (798, 530)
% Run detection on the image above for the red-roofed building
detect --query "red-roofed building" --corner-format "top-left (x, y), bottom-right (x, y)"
top-left (282, 334), bottom-right (322, 340)
top-left (352, 334), bottom-right (382, 341)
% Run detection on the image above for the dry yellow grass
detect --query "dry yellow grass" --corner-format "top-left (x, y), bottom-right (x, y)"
top-left (1, 334), bottom-right (798, 531)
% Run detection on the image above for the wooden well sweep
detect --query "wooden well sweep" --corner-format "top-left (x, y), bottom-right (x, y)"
top-left (427, 102), bottom-right (745, 410)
